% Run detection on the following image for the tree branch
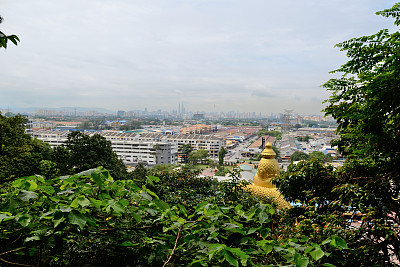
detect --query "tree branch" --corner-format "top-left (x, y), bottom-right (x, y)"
top-left (0, 256), bottom-right (34, 267)
top-left (162, 225), bottom-right (183, 267)
top-left (0, 247), bottom-right (26, 256)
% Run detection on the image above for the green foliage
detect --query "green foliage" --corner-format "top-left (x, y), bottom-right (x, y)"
top-left (0, 167), bottom-right (352, 266)
top-left (309, 151), bottom-right (332, 163)
top-left (215, 165), bottom-right (226, 176)
top-left (273, 159), bottom-right (336, 204)
top-left (321, 3), bottom-right (400, 263)
top-left (63, 131), bottom-right (127, 180)
top-left (305, 121), bottom-right (318, 128)
top-left (257, 129), bottom-right (282, 140)
top-left (323, 4), bottom-right (400, 176)
top-left (0, 15), bottom-right (20, 49)
top-left (150, 163), bottom-right (176, 173)
top-left (188, 149), bottom-right (209, 165)
top-left (290, 151), bottom-right (310, 162)
top-left (119, 119), bottom-right (142, 131)
top-left (0, 114), bottom-right (52, 182)
top-left (219, 146), bottom-right (227, 166)
top-left (39, 160), bottom-right (60, 179)
top-left (79, 119), bottom-right (110, 130)
top-left (128, 163), bottom-right (147, 181)
top-left (179, 144), bottom-right (193, 163)
top-left (50, 145), bottom-right (72, 174)
top-left (209, 159), bottom-right (218, 169)
top-left (297, 135), bottom-right (311, 142)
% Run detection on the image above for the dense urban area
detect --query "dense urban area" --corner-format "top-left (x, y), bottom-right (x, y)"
top-left (1, 108), bottom-right (339, 174)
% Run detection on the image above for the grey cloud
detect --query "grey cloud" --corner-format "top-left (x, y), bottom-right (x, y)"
top-left (251, 90), bottom-right (275, 98)
top-left (0, 0), bottom-right (397, 114)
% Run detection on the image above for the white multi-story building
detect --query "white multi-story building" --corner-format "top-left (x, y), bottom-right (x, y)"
top-left (32, 130), bottom-right (177, 166)
top-left (33, 130), bottom-right (222, 165)
top-left (137, 133), bottom-right (222, 161)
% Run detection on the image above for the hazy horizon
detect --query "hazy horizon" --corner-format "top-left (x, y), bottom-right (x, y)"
top-left (1, 1), bottom-right (398, 114)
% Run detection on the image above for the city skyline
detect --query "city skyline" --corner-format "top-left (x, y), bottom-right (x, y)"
top-left (1, 105), bottom-right (333, 120)
top-left (1, 1), bottom-right (397, 114)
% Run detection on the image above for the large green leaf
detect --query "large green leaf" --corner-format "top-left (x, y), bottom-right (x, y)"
top-left (25, 236), bottom-right (41, 242)
top-left (12, 179), bottom-right (23, 188)
top-left (17, 214), bottom-right (31, 227)
top-left (0, 213), bottom-right (12, 223)
top-left (40, 186), bottom-right (55, 195)
top-left (76, 168), bottom-right (97, 177)
top-left (330, 236), bottom-right (348, 250)
top-left (154, 198), bottom-right (169, 211)
top-left (27, 180), bottom-right (38, 191)
top-left (107, 199), bottom-right (125, 214)
top-left (89, 198), bottom-right (107, 209)
top-left (91, 167), bottom-right (111, 187)
top-left (223, 250), bottom-right (238, 267)
top-left (78, 196), bottom-right (91, 207)
top-left (18, 190), bottom-right (38, 202)
top-left (53, 211), bottom-right (66, 228)
top-left (146, 175), bottom-right (160, 186)
top-left (71, 196), bottom-right (90, 208)
top-left (131, 212), bottom-right (142, 223)
top-left (68, 210), bottom-right (87, 230)
top-left (310, 247), bottom-right (324, 261)
top-left (294, 252), bottom-right (309, 267)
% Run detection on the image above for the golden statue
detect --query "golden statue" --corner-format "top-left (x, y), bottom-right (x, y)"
top-left (245, 143), bottom-right (291, 209)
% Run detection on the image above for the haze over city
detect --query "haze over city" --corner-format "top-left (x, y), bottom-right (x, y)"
top-left (1, 0), bottom-right (397, 114)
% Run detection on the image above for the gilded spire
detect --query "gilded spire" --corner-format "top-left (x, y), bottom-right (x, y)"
top-left (244, 142), bottom-right (291, 209)
top-left (261, 142), bottom-right (276, 159)
top-left (253, 143), bottom-right (280, 188)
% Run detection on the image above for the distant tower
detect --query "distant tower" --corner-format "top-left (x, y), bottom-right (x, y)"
top-left (283, 109), bottom-right (293, 132)
top-left (178, 103), bottom-right (181, 115)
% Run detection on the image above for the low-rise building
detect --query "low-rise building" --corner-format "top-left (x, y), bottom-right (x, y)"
top-left (245, 136), bottom-right (277, 156)
top-left (279, 136), bottom-right (300, 158)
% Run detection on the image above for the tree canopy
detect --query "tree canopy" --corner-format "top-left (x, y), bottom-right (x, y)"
top-left (0, 114), bottom-right (51, 182)
top-left (188, 149), bottom-right (209, 165)
top-left (64, 131), bottom-right (127, 180)
top-left (290, 151), bottom-right (310, 162)
top-left (276, 4), bottom-right (400, 263)
top-left (323, 4), bottom-right (400, 177)
top-left (257, 129), bottom-right (282, 140)
top-left (322, 7), bottom-right (400, 258)
top-left (309, 151), bottom-right (332, 162)
top-left (178, 144), bottom-right (193, 163)
top-left (218, 146), bottom-right (227, 165)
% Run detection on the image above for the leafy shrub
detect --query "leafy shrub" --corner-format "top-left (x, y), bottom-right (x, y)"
top-left (0, 167), bottom-right (352, 266)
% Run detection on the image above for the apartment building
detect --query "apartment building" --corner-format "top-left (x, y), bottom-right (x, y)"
top-left (32, 130), bottom-right (177, 166)
top-left (137, 133), bottom-right (222, 160)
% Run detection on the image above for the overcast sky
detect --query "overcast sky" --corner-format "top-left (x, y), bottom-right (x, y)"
top-left (1, 1), bottom-right (398, 115)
